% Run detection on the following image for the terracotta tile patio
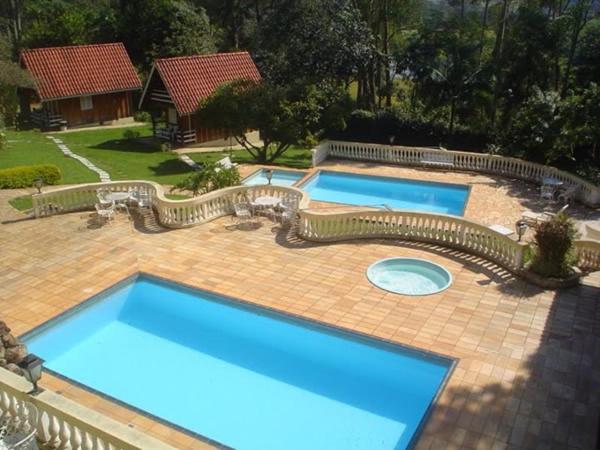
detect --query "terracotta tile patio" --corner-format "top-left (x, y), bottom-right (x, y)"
top-left (1, 163), bottom-right (599, 450)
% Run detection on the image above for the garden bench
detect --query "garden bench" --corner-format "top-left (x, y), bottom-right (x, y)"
top-left (421, 152), bottom-right (454, 168)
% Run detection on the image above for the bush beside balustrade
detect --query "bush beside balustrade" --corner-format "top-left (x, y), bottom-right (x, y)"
top-left (0, 368), bottom-right (176, 450)
top-left (314, 140), bottom-right (600, 207)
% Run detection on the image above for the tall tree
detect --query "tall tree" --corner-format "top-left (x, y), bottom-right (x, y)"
top-left (256, 0), bottom-right (375, 88)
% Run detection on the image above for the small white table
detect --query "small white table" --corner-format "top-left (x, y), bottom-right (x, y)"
top-left (542, 177), bottom-right (563, 187)
top-left (106, 192), bottom-right (131, 203)
top-left (252, 196), bottom-right (281, 220)
top-left (253, 196), bottom-right (281, 207)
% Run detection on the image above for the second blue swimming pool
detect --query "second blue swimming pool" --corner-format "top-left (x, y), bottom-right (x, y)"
top-left (301, 171), bottom-right (470, 215)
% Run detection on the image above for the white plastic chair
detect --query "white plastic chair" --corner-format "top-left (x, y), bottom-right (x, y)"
top-left (540, 184), bottom-right (556, 201)
top-left (95, 202), bottom-right (115, 222)
top-left (0, 401), bottom-right (38, 450)
top-left (233, 203), bottom-right (253, 224)
top-left (96, 189), bottom-right (112, 206)
top-left (521, 204), bottom-right (569, 225)
top-left (557, 185), bottom-right (579, 204)
top-left (130, 190), bottom-right (151, 209)
top-left (216, 156), bottom-right (238, 169)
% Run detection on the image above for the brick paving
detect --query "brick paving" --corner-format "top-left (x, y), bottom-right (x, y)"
top-left (1, 163), bottom-right (599, 450)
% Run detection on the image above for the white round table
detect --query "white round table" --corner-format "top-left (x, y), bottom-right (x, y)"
top-left (106, 192), bottom-right (131, 202)
top-left (253, 196), bottom-right (280, 207)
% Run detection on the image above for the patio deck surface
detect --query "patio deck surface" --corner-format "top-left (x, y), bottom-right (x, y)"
top-left (1, 162), bottom-right (599, 450)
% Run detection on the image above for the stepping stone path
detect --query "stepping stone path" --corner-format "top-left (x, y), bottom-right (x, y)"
top-left (178, 154), bottom-right (201, 170)
top-left (47, 136), bottom-right (111, 182)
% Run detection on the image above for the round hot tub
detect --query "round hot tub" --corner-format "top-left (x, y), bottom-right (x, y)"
top-left (366, 257), bottom-right (452, 296)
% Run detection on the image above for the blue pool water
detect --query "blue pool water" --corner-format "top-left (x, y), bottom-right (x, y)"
top-left (301, 171), bottom-right (469, 215)
top-left (367, 258), bottom-right (453, 296)
top-left (25, 275), bottom-right (452, 450)
top-left (243, 169), bottom-right (305, 186)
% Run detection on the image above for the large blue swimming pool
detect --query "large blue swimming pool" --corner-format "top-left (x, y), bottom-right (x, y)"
top-left (301, 171), bottom-right (470, 215)
top-left (25, 275), bottom-right (452, 450)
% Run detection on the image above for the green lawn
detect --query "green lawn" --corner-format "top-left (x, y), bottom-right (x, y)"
top-left (8, 194), bottom-right (32, 211)
top-left (2, 128), bottom-right (312, 193)
top-left (57, 126), bottom-right (194, 185)
top-left (186, 146), bottom-right (312, 169)
top-left (1, 130), bottom-right (99, 184)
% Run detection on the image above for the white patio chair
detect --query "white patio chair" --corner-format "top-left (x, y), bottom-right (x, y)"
top-left (0, 401), bottom-right (38, 450)
top-left (95, 202), bottom-right (115, 222)
top-left (129, 190), bottom-right (151, 209)
top-left (539, 184), bottom-right (557, 201)
top-left (557, 185), bottom-right (579, 204)
top-left (232, 202), bottom-right (253, 224)
top-left (96, 189), bottom-right (112, 206)
top-left (216, 156), bottom-right (238, 169)
top-left (272, 200), bottom-right (298, 226)
top-left (521, 204), bottom-right (569, 226)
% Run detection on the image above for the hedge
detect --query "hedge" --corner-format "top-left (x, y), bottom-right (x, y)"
top-left (328, 109), bottom-right (491, 152)
top-left (0, 164), bottom-right (62, 189)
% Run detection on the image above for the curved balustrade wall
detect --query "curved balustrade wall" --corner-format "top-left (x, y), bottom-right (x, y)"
top-left (298, 209), bottom-right (528, 272)
top-left (318, 140), bottom-right (600, 207)
top-left (32, 181), bottom-right (309, 229)
top-left (31, 180), bottom-right (600, 272)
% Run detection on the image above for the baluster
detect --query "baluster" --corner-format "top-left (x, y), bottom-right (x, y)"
top-left (70, 425), bottom-right (84, 449)
top-left (58, 417), bottom-right (71, 449)
top-left (46, 414), bottom-right (62, 448)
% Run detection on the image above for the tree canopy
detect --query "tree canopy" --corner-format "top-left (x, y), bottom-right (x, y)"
top-left (0, 0), bottom-right (599, 178)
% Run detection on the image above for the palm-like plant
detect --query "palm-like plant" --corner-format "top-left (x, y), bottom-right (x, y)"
top-left (171, 161), bottom-right (241, 196)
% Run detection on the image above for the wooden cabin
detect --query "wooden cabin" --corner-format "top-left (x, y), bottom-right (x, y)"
top-left (20, 43), bottom-right (142, 130)
top-left (139, 52), bottom-right (261, 147)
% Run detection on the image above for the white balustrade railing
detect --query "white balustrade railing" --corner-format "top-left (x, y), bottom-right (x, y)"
top-left (311, 142), bottom-right (329, 167)
top-left (319, 140), bottom-right (600, 207)
top-left (32, 181), bottom-right (309, 229)
top-left (32, 180), bottom-right (600, 272)
top-left (574, 239), bottom-right (600, 271)
top-left (0, 369), bottom-right (176, 450)
top-left (298, 209), bottom-right (529, 271)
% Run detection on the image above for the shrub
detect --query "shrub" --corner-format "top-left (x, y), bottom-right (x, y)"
top-left (133, 111), bottom-right (151, 123)
top-left (329, 108), bottom-right (491, 151)
top-left (0, 164), bottom-right (61, 189)
top-left (171, 162), bottom-right (240, 196)
top-left (530, 214), bottom-right (578, 278)
top-left (123, 129), bottom-right (141, 140)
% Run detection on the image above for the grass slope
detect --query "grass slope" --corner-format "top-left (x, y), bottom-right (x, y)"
top-left (57, 125), bottom-right (193, 185)
top-left (1, 130), bottom-right (98, 184)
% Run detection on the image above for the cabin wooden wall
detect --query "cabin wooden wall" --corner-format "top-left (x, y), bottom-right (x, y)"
top-left (47, 91), bottom-right (134, 127)
top-left (178, 113), bottom-right (228, 144)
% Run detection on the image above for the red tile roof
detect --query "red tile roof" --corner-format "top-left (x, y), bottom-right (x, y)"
top-left (152, 51), bottom-right (261, 115)
top-left (21, 43), bottom-right (142, 101)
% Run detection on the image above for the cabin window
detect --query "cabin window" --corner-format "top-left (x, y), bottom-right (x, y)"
top-left (80, 96), bottom-right (93, 111)
top-left (167, 107), bottom-right (177, 125)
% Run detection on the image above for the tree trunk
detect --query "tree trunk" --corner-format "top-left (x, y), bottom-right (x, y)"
top-left (478, 0), bottom-right (491, 62)
top-left (383, 0), bottom-right (392, 107)
top-left (490, 0), bottom-right (511, 127)
top-left (449, 96), bottom-right (457, 135)
top-left (561, 0), bottom-right (593, 96)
